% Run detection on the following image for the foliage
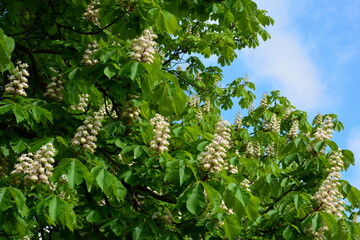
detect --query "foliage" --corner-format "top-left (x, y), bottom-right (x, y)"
top-left (0, 0), bottom-right (359, 239)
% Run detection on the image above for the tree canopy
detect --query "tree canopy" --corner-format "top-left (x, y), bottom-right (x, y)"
top-left (0, 0), bottom-right (359, 239)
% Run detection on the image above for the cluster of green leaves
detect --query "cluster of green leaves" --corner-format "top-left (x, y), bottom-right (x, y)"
top-left (0, 0), bottom-right (359, 239)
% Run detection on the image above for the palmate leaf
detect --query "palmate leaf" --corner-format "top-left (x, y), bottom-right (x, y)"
top-left (0, 28), bottom-right (14, 73)
top-left (96, 169), bottom-right (114, 192)
top-left (51, 158), bottom-right (90, 189)
top-left (186, 183), bottom-right (206, 215)
top-left (48, 196), bottom-right (67, 222)
top-left (0, 188), bottom-right (11, 212)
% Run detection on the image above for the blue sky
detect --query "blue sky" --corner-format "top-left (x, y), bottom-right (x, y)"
top-left (216, 1), bottom-right (360, 188)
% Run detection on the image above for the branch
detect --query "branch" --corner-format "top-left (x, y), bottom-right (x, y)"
top-left (57, 12), bottom-right (126, 35)
top-left (135, 185), bottom-right (176, 204)
top-left (94, 81), bottom-right (121, 118)
top-left (15, 44), bottom-right (60, 55)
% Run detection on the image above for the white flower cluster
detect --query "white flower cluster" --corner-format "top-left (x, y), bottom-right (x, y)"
top-left (149, 114), bottom-right (171, 153)
top-left (263, 114), bottom-right (281, 133)
top-left (248, 103), bottom-right (254, 114)
top-left (4, 61), bottom-right (29, 96)
top-left (260, 94), bottom-right (268, 108)
top-left (245, 142), bottom-right (262, 158)
top-left (234, 111), bottom-right (242, 129)
top-left (313, 150), bottom-right (345, 218)
top-left (196, 108), bottom-right (203, 121)
top-left (203, 98), bottom-right (211, 113)
top-left (176, 65), bottom-right (183, 72)
top-left (314, 116), bottom-right (334, 141)
top-left (122, 100), bottom-right (141, 120)
top-left (11, 143), bottom-right (55, 185)
top-left (198, 119), bottom-right (236, 174)
top-left (81, 42), bottom-right (99, 66)
top-left (265, 143), bottom-right (275, 157)
top-left (71, 108), bottom-right (104, 153)
top-left (311, 225), bottom-right (329, 240)
top-left (288, 120), bottom-right (299, 138)
top-left (71, 93), bottom-right (89, 112)
top-left (83, 0), bottom-right (100, 25)
top-left (189, 95), bottom-right (200, 107)
top-left (130, 29), bottom-right (157, 63)
top-left (44, 67), bottom-right (64, 101)
top-left (284, 107), bottom-right (294, 119)
top-left (241, 179), bottom-right (251, 191)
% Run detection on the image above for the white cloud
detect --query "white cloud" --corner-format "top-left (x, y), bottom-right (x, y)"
top-left (238, 0), bottom-right (332, 111)
top-left (345, 126), bottom-right (360, 189)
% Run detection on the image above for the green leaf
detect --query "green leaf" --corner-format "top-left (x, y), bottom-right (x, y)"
top-left (133, 145), bottom-right (143, 158)
top-left (294, 194), bottom-right (302, 210)
top-left (0, 104), bottom-right (12, 115)
top-left (202, 182), bottom-right (221, 209)
top-left (0, 188), bottom-right (11, 212)
top-left (86, 210), bottom-right (101, 223)
top-left (186, 183), bottom-right (205, 215)
top-left (0, 28), bottom-right (15, 73)
top-left (68, 67), bottom-right (80, 80)
top-left (67, 159), bottom-right (85, 189)
top-left (48, 197), bottom-right (67, 222)
top-left (56, 136), bottom-right (68, 147)
top-left (8, 188), bottom-right (28, 217)
top-left (130, 62), bottom-right (141, 80)
top-left (11, 140), bottom-right (27, 154)
top-left (314, 141), bottom-right (325, 152)
top-left (96, 169), bottom-right (114, 191)
top-left (348, 187), bottom-right (360, 207)
top-left (343, 149), bottom-right (355, 166)
top-left (311, 212), bottom-right (322, 231)
top-left (179, 165), bottom-right (191, 186)
top-left (104, 65), bottom-right (117, 79)
top-left (224, 215), bottom-right (240, 240)
top-left (283, 226), bottom-right (293, 240)
top-left (156, 10), bottom-right (179, 34)
top-left (171, 87), bottom-right (188, 117)
top-left (12, 104), bottom-right (27, 123)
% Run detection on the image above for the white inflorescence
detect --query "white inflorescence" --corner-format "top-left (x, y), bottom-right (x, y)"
top-left (5, 61), bottom-right (29, 96)
top-left (234, 111), bottom-right (242, 129)
top-left (260, 94), bottom-right (268, 108)
top-left (248, 103), bottom-right (254, 114)
top-left (130, 29), bottom-right (157, 63)
top-left (245, 142), bottom-right (262, 158)
top-left (81, 42), bottom-right (99, 66)
top-left (313, 150), bottom-right (345, 218)
top-left (264, 114), bottom-right (281, 133)
top-left (198, 119), bottom-right (236, 174)
top-left (44, 67), bottom-right (64, 101)
top-left (149, 114), bottom-right (171, 153)
top-left (83, 0), bottom-right (100, 25)
top-left (71, 108), bottom-right (104, 153)
top-left (122, 100), bottom-right (141, 120)
top-left (12, 143), bottom-right (55, 185)
top-left (241, 179), bottom-right (251, 191)
top-left (176, 65), bottom-right (183, 72)
top-left (314, 116), bottom-right (334, 141)
top-left (203, 98), bottom-right (211, 113)
top-left (189, 95), bottom-right (200, 107)
top-left (284, 107), bottom-right (294, 119)
top-left (288, 120), bottom-right (299, 138)
top-left (265, 143), bottom-right (275, 157)
top-left (71, 93), bottom-right (90, 112)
